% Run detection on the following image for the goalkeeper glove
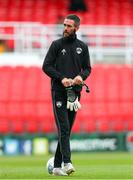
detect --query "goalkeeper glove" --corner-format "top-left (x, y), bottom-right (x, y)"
top-left (66, 86), bottom-right (81, 111)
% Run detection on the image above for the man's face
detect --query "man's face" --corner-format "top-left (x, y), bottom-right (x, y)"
top-left (63, 18), bottom-right (79, 38)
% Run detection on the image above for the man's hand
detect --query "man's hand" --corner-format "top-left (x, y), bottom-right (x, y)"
top-left (61, 78), bottom-right (74, 87)
top-left (73, 75), bottom-right (83, 85)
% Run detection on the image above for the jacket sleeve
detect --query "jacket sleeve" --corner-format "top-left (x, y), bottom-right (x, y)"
top-left (79, 44), bottom-right (91, 80)
top-left (42, 41), bottom-right (65, 81)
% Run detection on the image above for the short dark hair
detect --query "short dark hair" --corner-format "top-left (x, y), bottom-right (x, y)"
top-left (66, 14), bottom-right (80, 27)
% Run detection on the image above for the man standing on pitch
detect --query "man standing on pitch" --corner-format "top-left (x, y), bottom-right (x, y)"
top-left (42, 14), bottom-right (91, 176)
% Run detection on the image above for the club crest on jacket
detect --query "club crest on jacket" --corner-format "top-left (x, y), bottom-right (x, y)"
top-left (56, 101), bottom-right (62, 108)
top-left (76, 47), bottom-right (82, 54)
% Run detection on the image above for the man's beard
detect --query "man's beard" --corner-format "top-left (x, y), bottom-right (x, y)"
top-left (63, 30), bottom-right (76, 40)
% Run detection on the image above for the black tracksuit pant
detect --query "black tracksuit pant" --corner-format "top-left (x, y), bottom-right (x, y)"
top-left (52, 90), bottom-right (78, 168)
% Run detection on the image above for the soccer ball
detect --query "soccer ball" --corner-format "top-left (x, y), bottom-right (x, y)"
top-left (46, 157), bottom-right (64, 174)
top-left (46, 157), bottom-right (54, 174)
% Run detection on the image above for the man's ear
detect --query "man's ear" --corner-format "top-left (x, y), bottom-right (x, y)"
top-left (75, 26), bottom-right (79, 32)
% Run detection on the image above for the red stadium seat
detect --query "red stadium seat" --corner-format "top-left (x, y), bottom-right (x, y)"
top-left (0, 119), bottom-right (10, 134)
top-left (23, 67), bottom-right (40, 101)
top-left (9, 66), bottom-right (26, 101)
top-left (112, 119), bottom-right (126, 132)
top-left (37, 71), bottom-right (51, 102)
top-left (21, 102), bottom-right (37, 121)
top-left (11, 120), bottom-right (25, 134)
top-left (90, 65), bottom-right (106, 102)
top-left (26, 120), bottom-right (39, 134)
top-left (86, 120), bottom-right (97, 133)
top-left (120, 102), bottom-right (133, 121)
top-left (119, 66), bottom-right (133, 102)
top-left (106, 65), bottom-right (121, 102)
top-left (72, 118), bottom-right (81, 133)
top-left (7, 102), bottom-right (22, 121)
top-left (39, 118), bottom-right (55, 133)
top-left (107, 102), bottom-right (121, 121)
top-left (36, 102), bottom-right (53, 120)
top-left (127, 120), bottom-right (133, 132)
top-left (0, 66), bottom-right (12, 101)
top-left (36, 102), bottom-right (55, 133)
top-left (0, 102), bottom-right (8, 119)
top-left (98, 120), bottom-right (111, 133)
top-left (92, 102), bottom-right (108, 120)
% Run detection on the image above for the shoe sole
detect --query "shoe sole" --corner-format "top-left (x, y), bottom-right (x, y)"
top-left (53, 174), bottom-right (68, 176)
top-left (66, 169), bottom-right (75, 175)
top-left (53, 172), bottom-right (68, 176)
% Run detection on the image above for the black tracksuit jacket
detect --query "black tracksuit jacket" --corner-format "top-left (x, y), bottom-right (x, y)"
top-left (42, 35), bottom-right (91, 91)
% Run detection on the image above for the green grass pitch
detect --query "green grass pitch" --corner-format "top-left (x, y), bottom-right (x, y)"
top-left (0, 152), bottom-right (133, 179)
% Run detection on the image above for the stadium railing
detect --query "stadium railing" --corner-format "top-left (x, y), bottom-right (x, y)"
top-left (0, 22), bottom-right (133, 65)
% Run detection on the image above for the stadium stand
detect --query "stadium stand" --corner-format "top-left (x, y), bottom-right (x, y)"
top-left (0, 0), bottom-right (133, 25)
top-left (0, 0), bottom-right (133, 135)
top-left (0, 65), bottom-right (133, 134)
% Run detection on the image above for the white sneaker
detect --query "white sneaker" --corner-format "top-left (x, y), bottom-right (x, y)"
top-left (64, 163), bottom-right (75, 175)
top-left (53, 168), bottom-right (68, 176)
